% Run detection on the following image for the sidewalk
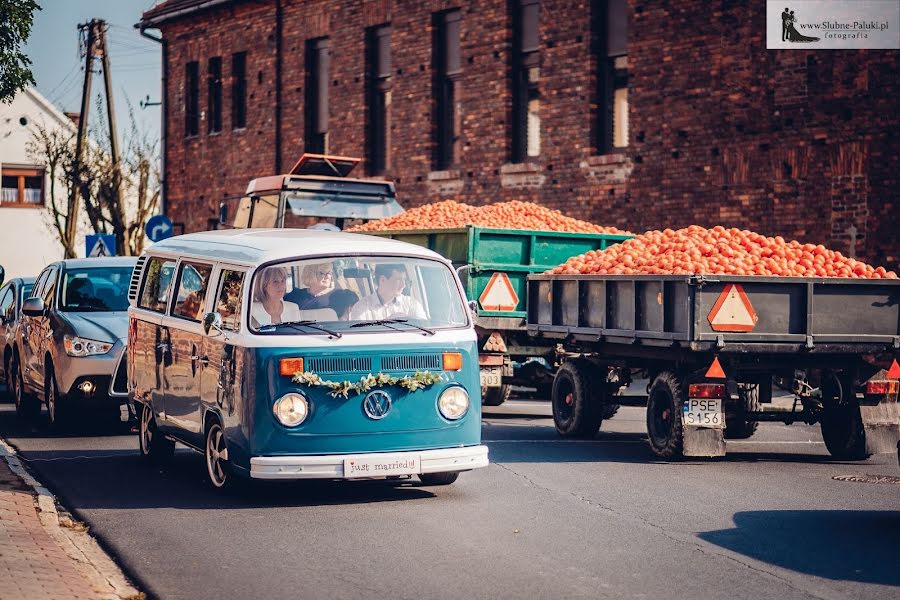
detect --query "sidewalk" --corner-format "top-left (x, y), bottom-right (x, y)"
top-left (0, 445), bottom-right (141, 600)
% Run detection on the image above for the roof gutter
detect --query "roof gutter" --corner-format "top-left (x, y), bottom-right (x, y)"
top-left (139, 0), bottom-right (233, 28)
top-left (138, 25), bottom-right (168, 217)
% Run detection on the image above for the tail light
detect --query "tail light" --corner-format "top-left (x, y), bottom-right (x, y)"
top-left (866, 380), bottom-right (899, 396)
top-left (688, 383), bottom-right (725, 399)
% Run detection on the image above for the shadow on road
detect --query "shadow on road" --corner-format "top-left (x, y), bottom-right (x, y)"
top-left (699, 510), bottom-right (900, 587)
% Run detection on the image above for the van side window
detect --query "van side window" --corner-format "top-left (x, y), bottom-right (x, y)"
top-left (172, 262), bottom-right (213, 322)
top-left (139, 257), bottom-right (177, 313)
top-left (215, 269), bottom-right (245, 331)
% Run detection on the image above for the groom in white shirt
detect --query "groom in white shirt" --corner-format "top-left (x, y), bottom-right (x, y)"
top-left (350, 264), bottom-right (426, 321)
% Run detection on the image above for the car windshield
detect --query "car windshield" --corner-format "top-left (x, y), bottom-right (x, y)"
top-left (249, 256), bottom-right (468, 334)
top-left (61, 267), bottom-right (133, 312)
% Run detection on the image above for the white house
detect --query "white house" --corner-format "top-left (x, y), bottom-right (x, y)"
top-left (0, 87), bottom-right (92, 279)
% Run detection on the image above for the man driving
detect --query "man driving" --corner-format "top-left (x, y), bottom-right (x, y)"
top-left (350, 264), bottom-right (426, 321)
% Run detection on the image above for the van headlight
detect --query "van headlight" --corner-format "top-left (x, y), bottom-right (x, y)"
top-left (64, 335), bottom-right (113, 357)
top-left (438, 386), bottom-right (469, 420)
top-left (273, 393), bottom-right (309, 427)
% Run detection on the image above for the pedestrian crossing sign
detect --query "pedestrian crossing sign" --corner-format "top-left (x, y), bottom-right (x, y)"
top-left (86, 234), bottom-right (116, 258)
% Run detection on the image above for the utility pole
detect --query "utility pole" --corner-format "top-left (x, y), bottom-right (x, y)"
top-left (67, 19), bottom-right (100, 258)
top-left (96, 23), bottom-right (128, 255)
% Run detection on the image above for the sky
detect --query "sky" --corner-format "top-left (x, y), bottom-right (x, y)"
top-left (23, 0), bottom-right (163, 146)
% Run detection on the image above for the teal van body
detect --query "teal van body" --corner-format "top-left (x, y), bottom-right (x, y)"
top-left (128, 229), bottom-right (489, 489)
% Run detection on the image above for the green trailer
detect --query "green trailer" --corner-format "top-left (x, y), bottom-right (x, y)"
top-left (369, 226), bottom-right (633, 404)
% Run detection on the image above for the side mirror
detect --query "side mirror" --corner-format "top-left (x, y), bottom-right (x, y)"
top-left (22, 297), bottom-right (46, 317)
top-left (0, 265), bottom-right (5, 287)
top-left (468, 300), bottom-right (478, 317)
top-left (203, 311), bottom-right (224, 337)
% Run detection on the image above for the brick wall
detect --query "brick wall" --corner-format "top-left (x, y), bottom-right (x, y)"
top-left (156, 0), bottom-right (900, 270)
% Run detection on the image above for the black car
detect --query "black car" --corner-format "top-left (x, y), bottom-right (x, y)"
top-left (0, 271), bottom-right (35, 402)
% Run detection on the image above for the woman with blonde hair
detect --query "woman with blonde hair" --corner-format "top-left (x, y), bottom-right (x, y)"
top-left (285, 261), bottom-right (335, 309)
top-left (250, 266), bottom-right (302, 327)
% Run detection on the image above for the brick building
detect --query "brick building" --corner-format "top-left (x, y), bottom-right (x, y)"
top-left (139, 0), bottom-right (900, 270)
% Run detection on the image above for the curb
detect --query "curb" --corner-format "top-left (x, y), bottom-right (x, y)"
top-left (0, 436), bottom-right (143, 600)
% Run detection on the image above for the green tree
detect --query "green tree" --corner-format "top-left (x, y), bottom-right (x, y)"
top-left (0, 0), bottom-right (41, 104)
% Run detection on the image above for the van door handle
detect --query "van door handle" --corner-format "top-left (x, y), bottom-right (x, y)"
top-left (190, 354), bottom-right (209, 365)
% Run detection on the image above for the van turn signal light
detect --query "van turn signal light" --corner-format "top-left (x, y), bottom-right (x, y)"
top-left (442, 352), bottom-right (463, 371)
top-left (280, 357), bottom-right (304, 377)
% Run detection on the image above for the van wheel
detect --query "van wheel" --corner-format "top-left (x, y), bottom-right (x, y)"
top-left (205, 421), bottom-right (231, 489)
top-left (139, 403), bottom-right (174, 463)
top-left (418, 472), bottom-right (459, 486)
top-left (13, 355), bottom-right (39, 421)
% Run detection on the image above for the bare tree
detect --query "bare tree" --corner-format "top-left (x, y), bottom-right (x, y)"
top-left (27, 96), bottom-right (160, 257)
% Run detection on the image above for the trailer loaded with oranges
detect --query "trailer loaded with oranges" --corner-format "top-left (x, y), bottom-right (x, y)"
top-left (527, 227), bottom-right (900, 460)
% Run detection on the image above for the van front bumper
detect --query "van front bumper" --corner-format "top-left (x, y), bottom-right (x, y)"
top-left (249, 445), bottom-right (489, 480)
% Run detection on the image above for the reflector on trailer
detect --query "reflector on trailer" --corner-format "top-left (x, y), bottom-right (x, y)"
top-left (887, 359), bottom-right (900, 379)
top-left (705, 357), bottom-right (726, 379)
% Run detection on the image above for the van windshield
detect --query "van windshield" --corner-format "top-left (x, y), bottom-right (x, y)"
top-left (249, 256), bottom-right (468, 334)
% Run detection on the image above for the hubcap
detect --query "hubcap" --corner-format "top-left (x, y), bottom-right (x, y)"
top-left (141, 406), bottom-right (153, 454)
top-left (206, 426), bottom-right (227, 487)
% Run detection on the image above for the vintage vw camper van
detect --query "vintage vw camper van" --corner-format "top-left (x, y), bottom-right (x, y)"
top-left (127, 229), bottom-right (488, 488)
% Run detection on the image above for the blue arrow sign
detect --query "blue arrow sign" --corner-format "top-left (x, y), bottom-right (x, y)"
top-left (146, 214), bottom-right (174, 243)
top-left (86, 234), bottom-right (117, 257)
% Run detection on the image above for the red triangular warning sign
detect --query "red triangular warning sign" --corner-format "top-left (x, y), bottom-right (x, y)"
top-left (706, 357), bottom-right (726, 379)
top-left (708, 284), bottom-right (758, 332)
top-left (887, 359), bottom-right (900, 380)
top-left (479, 273), bottom-right (519, 311)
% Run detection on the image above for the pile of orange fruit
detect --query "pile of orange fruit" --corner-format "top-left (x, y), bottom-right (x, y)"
top-left (348, 200), bottom-right (630, 235)
top-left (548, 225), bottom-right (897, 279)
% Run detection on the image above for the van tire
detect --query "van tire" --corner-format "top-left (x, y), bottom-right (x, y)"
top-left (418, 472), bottom-right (459, 486)
top-left (139, 403), bottom-right (174, 463)
top-left (205, 420), bottom-right (232, 489)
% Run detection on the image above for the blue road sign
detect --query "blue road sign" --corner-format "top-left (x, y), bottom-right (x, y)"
top-left (86, 234), bottom-right (117, 257)
top-left (146, 214), bottom-right (174, 243)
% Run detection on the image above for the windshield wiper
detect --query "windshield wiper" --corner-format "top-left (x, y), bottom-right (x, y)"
top-left (350, 318), bottom-right (434, 336)
top-left (259, 320), bottom-right (342, 338)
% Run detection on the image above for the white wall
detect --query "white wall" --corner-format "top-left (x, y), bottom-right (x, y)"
top-left (0, 88), bottom-right (87, 279)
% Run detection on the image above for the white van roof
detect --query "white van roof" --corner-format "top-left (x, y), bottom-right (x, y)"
top-left (145, 229), bottom-right (447, 265)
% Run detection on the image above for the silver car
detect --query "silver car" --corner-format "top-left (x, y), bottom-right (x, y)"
top-left (17, 257), bottom-right (136, 427)
top-left (0, 274), bottom-right (35, 403)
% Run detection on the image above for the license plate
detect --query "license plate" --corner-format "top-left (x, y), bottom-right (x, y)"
top-left (683, 398), bottom-right (724, 429)
top-left (480, 366), bottom-right (502, 388)
top-left (343, 454), bottom-right (421, 479)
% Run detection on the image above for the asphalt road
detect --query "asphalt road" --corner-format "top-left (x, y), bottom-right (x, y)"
top-left (1, 399), bottom-right (898, 600)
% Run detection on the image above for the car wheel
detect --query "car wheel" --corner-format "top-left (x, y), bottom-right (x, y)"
top-left (13, 355), bottom-right (39, 421)
top-left (45, 365), bottom-right (66, 430)
top-left (138, 403), bottom-right (174, 463)
top-left (205, 421), bottom-right (231, 489)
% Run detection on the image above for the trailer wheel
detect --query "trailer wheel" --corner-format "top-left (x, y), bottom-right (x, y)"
top-left (646, 372), bottom-right (685, 459)
top-left (724, 384), bottom-right (761, 440)
top-left (481, 384), bottom-right (511, 406)
top-left (552, 360), bottom-right (603, 438)
top-left (820, 373), bottom-right (868, 460)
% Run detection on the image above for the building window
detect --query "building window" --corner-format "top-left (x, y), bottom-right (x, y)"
top-left (366, 25), bottom-right (392, 175)
top-left (0, 168), bottom-right (44, 207)
top-left (207, 56), bottom-right (223, 133)
top-left (512, 0), bottom-right (540, 163)
top-left (305, 37), bottom-right (330, 154)
top-left (433, 9), bottom-right (461, 170)
top-left (594, 0), bottom-right (628, 152)
top-left (232, 51), bottom-right (247, 129)
top-left (185, 61), bottom-right (200, 137)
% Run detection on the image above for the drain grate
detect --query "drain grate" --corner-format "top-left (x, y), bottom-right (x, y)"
top-left (832, 474), bottom-right (900, 485)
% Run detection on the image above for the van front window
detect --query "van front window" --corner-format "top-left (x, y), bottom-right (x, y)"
top-left (249, 256), bottom-right (468, 333)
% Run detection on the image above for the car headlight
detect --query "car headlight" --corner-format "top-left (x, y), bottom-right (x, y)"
top-left (64, 335), bottom-right (113, 357)
top-left (273, 393), bottom-right (309, 427)
top-left (438, 386), bottom-right (469, 420)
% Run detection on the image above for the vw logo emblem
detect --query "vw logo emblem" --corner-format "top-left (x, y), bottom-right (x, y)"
top-left (363, 390), bottom-right (392, 420)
